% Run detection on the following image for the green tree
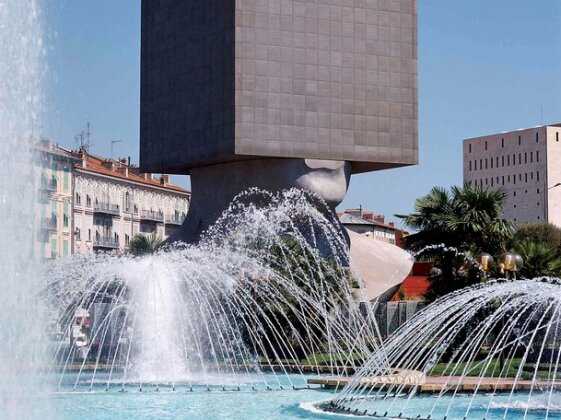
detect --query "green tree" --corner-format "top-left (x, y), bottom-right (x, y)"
top-left (127, 234), bottom-right (164, 256)
top-left (396, 183), bottom-right (515, 300)
top-left (512, 238), bottom-right (561, 279)
top-left (397, 183), bottom-right (515, 255)
top-left (241, 237), bottom-right (358, 361)
top-left (512, 223), bottom-right (561, 252)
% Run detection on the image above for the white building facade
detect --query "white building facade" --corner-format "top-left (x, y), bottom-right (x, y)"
top-left (463, 124), bottom-right (561, 227)
top-left (72, 151), bottom-right (190, 254)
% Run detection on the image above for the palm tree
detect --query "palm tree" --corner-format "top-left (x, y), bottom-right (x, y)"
top-left (397, 183), bottom-right (515, 255)
top-left (512, 238), bottom-right (561, 279)
top-left (396, 183), bottom-right (515, 300)
top-left (127, 234), bottom-right (164, 256)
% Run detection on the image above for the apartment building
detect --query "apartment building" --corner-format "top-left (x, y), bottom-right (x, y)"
top-left (72, 149), bottom-right (190, 254)
top-left (35, 140), bottom-right (80, 259)
top-left (339, 208), bottom-right (408, 247)
top-left (463, 124), bottom-right (561, 226)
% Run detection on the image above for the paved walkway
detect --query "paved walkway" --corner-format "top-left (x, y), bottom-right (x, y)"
top-left (308, 371), bottom-right (561, 393)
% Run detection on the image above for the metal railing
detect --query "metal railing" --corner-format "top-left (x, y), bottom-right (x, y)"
top-left (40, 179), bottom-right (57, 191)
top-left (41, 216), bottom-right (57, 231)
top-left (141, 210), bottom-right (164, 222)
top-left (165, 214), bottom-right (186, 225)
top-left (93, 237), bottom-right (120, 249)
top-left (94, 202), bottom-right (120, 216)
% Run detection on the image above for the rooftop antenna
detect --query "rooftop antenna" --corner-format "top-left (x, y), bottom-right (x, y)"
top-left (111, 139), bottom-right (122, 160)
top-left (74, 122), bottom-right (93, 151)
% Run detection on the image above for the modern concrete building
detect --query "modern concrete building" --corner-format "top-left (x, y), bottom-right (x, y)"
top-left (72, 150), bottom-right (191, 254)
top-left (463, 123), bottom-right (561, 227)
top-left (140, 0), bottom-right (418, 174)
top-left (35, 140), bottom-right (80, 260)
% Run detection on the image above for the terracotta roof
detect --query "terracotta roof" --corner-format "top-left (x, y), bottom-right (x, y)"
top-left (75, 151), bottom-right (190, 195)
top-left (339, 212), bottom-right (398, 230)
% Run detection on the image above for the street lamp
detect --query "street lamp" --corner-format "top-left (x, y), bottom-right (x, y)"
top-left (477, 253), bottom-right (494, 281)
top-left (497, 252), bottom-right (524, 279)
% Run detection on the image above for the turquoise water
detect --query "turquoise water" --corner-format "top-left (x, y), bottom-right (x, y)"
top-left (53, 374), bottom-right (561, 419)
top-left (53, 374), bottom-right (341, 420)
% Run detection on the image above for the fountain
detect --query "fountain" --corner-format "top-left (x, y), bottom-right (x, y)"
top-left (317, 278), bottom-right (561, 419)
top-left (43, 189), bottom-right (383, 395)
top-left (0, 0), bottom-right (51, 417)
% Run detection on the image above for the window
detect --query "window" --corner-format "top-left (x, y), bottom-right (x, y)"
top-left (557, 132), bottom-right (559, 142)
top-left (501, 138), bottom-right (504, 148)
top-left (525, 152), bottom-right (527, 164)
top-left (518, 153), bottom-right (521, 165)
top-left (537, 172), bottom-right (540, 181)
top-left (63, 166), bottom-right (70, 192)
top-left (525, 173), bottom-right (528, 183)
top-left (485, 141), bottom-right (488, 151)
top-left (536, 132), bottom-right (539, 142)
top-left (507, 155), bottom-right (510, 166)
top-left (88, 229), bottom-right (91, 242)
top-left (485, 158), bottom-right (488, 169)
top-left (530, 152), bottom-right (533, 163)
top-left (63, 214), bottom-right (69, 228)
top-left (469, 143), bottom-right (472, 153)
top-left (469, 161), bottom-right (472, 171)
top-left (536, 151), bottom-right (539, 162)
top-left (518, 135), bottom-right (521, 145)
top-left (514, 191), bottom-right (516, 197)
top-left (125, 234), bottom-right (130, 246)
top-left (86, 194), bottom-right (92, 207)
top-left (76, 193), bottom-right (81, 206)
top-left (502, 156), bottom-right (505, 167)
top-left (502, 176), bottom-right (505, 185)
top-left (508, 175), bottom-right (511, 183)
top-left (475, 160), bottom-right (477, 170)
top-left (490, 158), bottom-right (493, 169)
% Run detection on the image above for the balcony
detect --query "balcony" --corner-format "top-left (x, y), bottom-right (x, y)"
top-left (41, 217), bottom-right (57, 231)
top-left (94, 202), bottom-right (120, 216)
top-left (93, 237), bottom-right (120, 250)
top-left (140, 210), bottom-right (164, 223)
top-left (40, 179), bottom-right (57, 192)
top-left (165, 214), bottom-right (186, 226)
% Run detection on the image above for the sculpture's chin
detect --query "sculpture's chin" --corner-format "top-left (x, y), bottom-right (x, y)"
top-left (169, 157), bottom-right (351, 244)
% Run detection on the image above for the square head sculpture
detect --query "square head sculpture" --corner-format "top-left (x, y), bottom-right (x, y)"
top-left (140, 0), bottom-right (418, 176)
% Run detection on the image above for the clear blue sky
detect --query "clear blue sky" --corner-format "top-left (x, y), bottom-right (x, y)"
top-left (43, 1), bottom-right (561, 226)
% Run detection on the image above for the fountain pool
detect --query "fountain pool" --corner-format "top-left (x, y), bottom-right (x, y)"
top-left (51, 374), bottom-right (561, 419)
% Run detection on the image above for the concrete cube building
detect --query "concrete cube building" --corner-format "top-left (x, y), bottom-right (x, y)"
top-left (140, 0), bottom-right (418, 174)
